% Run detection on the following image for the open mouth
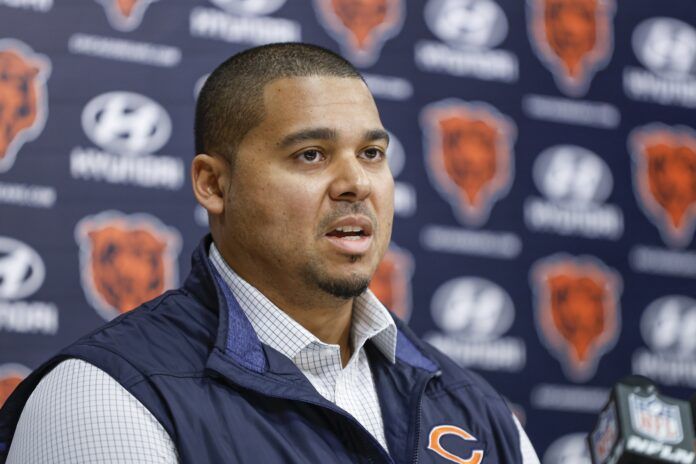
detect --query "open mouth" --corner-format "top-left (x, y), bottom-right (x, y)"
top-left (326, 226), bottom-right (368, 241)
top-left (323, 218), bottom-right (374, 255)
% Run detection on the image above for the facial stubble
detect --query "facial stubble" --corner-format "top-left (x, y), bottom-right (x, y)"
top-left (306, 204), bottom-right (383, 299)
top-left (303, 254), bottom-right (371, 300)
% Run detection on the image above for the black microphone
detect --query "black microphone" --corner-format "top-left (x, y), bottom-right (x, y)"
top-left (588, 375), bottom-right (695, 464)
top-left (691, 394), bottom-right (696, 455)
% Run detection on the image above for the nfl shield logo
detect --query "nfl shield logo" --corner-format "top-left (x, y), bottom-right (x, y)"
top-left (591, 404), bottom-right (617, 462)
top-left (629, 393), bottom-right (683, 444)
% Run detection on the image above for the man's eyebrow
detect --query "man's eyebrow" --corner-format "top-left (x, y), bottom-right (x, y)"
top-left (277, 128), bottom-right (390, 149)
top-left (364, 129), bottom-right (389, 145)
top-left (277, 128), bottom-right (338, 148)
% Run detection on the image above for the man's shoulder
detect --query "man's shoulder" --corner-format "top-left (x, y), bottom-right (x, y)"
top-left (66, 288), bottom-right (218, 378)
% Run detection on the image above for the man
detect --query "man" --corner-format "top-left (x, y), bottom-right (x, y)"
top-left (0, 43), bottom-right (539, 463)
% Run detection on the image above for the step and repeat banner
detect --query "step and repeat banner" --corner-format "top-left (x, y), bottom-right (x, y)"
top-left (1, 0), bottom-right (695, 460)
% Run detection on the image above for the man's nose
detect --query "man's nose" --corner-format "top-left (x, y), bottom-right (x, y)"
top-left (329, 153), bottom-right (372, 202)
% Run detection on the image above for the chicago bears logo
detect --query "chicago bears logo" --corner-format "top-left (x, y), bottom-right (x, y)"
top-left (427, 425), bottom-right (485, 464)
top-left (75, 211), bottom-right (181, 321)
top-left (313, 0), bottom-right (405, 67)
top-left (527, 0), bottom-right (615, 96)
top-left (630, 124), bottom-right (696, 248)
top-left (531, 254), bottom-right (621, 382)
top-left (421, 100), bottom-right (516, 226)
top-left (368, 243), bottom-right (414, 321)
top-left (0, 364), bottom-right (30, 408)
top-left (0, 40), bottom-right (50, 174)
top-left (96, 0), bottom-right (159, 31)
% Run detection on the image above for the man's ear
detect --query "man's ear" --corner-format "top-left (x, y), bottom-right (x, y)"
top-left (191, 154), bottom-right (228, 215)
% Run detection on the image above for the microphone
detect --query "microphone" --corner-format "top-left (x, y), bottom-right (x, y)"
top-left (691, 394), bottom-right (696, 455)
top-left (588, 375), bottom-right (695, 464)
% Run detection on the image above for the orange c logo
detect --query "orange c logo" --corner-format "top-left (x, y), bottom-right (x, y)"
top-left (427, 425), bottom-right (485, 464)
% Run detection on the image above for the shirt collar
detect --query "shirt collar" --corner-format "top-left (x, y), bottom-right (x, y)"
top-left (210, 243), bottom-right (397, 364)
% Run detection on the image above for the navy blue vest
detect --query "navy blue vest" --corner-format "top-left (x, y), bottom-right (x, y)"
top-left (0, 236), bottom-right (524, 463)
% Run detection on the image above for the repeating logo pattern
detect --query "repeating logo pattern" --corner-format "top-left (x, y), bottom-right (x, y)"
top-left (81, 91), bottom-right (171, 156)
top-left (431, 277), bottom-right (514, 340)
top-left (72, 91), bottom-right (182, 190)
top-left (96, 0), bottom-right (159, 31)
top-left (533, 145), bottom-right (612, 207)
top-left (630, 124), bottom-right (696, 248)
top-left (417, 0), bottom-right (518, 82)
top-left (0, 40), bottom-right (50, 173)
top-left (426, 276), bottom-right (525, 372)
top-left (633, 298), bottom-right (696, 389)
top-left (313, 0), bottom-right (405, 67)
top-left (0, 237), bottom-right (45, 301)
top-left (209, 0), bottom-right (286, 15)
top-left (624, 17), bottom-right (696, 108)
top-left (425, 0), bottom-right (508, 49)
top-left (525, 144), bottom-right (623, 240)
top-left (75, 211), bottom-right (181, 321)
top-left (527, 0), bottom-right (615, 96)
top-left (421, 100), bottom-right (516, 226)
top-left (190, 0), bottom-right (299, 44)
top-left (633, 18), bottom-right (696, 80)
top-left (640, 296), bottom-right (696, 358)
top-left (368, 243), bottom-right (414, 322)
top-left (531, 254), bottom-right (621, 382)
top-left (0, 236), bottom-right (58, 335)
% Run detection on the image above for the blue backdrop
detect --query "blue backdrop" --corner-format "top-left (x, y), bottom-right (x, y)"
top-left (1, 1), bottom-right (695, 461)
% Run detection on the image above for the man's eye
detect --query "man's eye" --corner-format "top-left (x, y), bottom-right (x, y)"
top-left (297, 150), bottom-right (324, 163)
top-left (362, 148), bottom-right (385, 161)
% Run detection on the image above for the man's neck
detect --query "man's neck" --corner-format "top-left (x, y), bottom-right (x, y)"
top-left (214, 242), bottom-right (356, 366)
top-left (250, 282), bottom-right (356, 366)
top-left (281, 300), bottom-right (354, 366)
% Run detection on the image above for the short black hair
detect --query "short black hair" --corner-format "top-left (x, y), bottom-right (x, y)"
top-left (194, 43), bottom-right (364, 164)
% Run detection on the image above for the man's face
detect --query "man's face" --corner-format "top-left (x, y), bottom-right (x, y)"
top-left (221, 76), bottom-right (394, 301)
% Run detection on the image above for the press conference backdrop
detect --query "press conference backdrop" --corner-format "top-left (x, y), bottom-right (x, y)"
top-left (1, 0), bottom-right (695, 460)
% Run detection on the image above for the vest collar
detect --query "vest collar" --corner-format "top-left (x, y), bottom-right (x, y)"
top-left (183, 235), bottom-right (439, 377)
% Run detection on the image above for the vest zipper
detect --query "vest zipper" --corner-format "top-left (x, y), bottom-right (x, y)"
top-left (411, 370), bottom-right (441, 464)
top-left (268, 393), bottom-right (393, 463)
top-left (208, 368), bottom-right (394, 463)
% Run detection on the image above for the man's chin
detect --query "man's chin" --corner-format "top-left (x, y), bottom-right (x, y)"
top-left (303, 253), bottom-right (379, 299)
top-left (316, 275), bottom-right (370, 300)
top-left (305, 264), bottom-right (372, 300)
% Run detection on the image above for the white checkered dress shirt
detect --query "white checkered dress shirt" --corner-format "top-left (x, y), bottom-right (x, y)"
top-left (210, 243), bottom-right (397, 451)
